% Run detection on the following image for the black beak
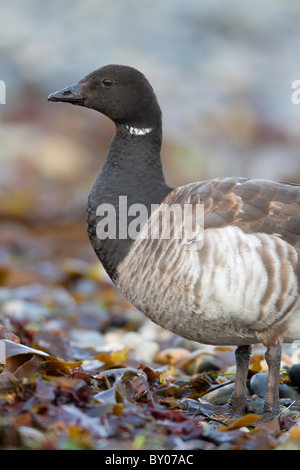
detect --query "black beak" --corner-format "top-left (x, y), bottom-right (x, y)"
top-left (48, 82), bottom-right (85, 104)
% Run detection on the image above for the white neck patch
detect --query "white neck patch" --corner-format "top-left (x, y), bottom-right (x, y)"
top-left (125, 125), bottom-right (153, 136)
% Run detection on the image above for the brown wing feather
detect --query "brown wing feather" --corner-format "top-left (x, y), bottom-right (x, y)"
top-left (194, 177), bottom-right (300, 248)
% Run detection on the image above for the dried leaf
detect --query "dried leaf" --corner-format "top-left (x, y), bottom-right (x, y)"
top-left (219, 413), bottom-right (261, 431)
top-left (2, 345), bottom-right (81, 379)
top-left (40, 357), bottom-right (82, 376)
top-left (94, 349), bottom-right (129, 366)
top-left (0, 339), bottom-right (49, 361)
top-left (112, 403), bottom-right (124, 416)
top-left (250, 354), bottom-right (263, 373)
top-left (110, 349), bottom-right (130, 363)
top-left (12, 354), bottom-right (45, 380)
top-left (289, 425), bottom-right (300, 441)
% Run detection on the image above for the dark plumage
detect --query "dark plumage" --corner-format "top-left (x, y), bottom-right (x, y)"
top-left (48, 65), bottom-right (300, 422)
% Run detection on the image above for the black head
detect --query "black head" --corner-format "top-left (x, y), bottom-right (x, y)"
top-left (48, 64), bottom-right (162, 130)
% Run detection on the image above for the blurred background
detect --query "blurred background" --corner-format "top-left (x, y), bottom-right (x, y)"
top-left (1, 3), bottom-right (300, 448)
top-left (1, 0), bottom-right (300, 285)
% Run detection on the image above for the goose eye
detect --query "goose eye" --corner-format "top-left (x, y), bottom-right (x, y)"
top-left (102, 78), bottom-right (113, 87)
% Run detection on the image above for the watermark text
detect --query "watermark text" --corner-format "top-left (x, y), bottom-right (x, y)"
top-left (95, 196), bottom-right (204, 244)
top-left (291, 80), bottom-right (300, 104)
top-left (0, 80), bottom-right (6, 104)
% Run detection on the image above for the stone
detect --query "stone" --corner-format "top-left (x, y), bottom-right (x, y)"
top-left (201, 383), bottom-right (235, 406)
top-left (250, 372), bottom-right (300, 400)
top-left (288, 364), bottom-right (300, 387)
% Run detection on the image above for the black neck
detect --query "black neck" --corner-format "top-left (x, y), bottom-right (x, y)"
top-left (106, 124), bottom-right (164, 179)
top-left (86, 124), bottom-right (172, 280)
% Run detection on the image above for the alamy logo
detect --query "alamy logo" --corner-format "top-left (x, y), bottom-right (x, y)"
top-left (0, 80), bottom-right (6, 104)
top-left (95, 196), bottom-right (204, 245)
top-left (0, 340), bottom-right (5, 364)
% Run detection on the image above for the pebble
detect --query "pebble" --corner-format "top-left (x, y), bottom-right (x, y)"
top-left (18, 426), bottom-right (45, 449)
top-left (1, 299), bottom-right (50, 321)
top-left (250, 373), bottom-right (300, 400)
top-left (155, 347), bottom-right (190, 365)
top-left (123, 330), bottom-right (159, 361)
top-left (279, 384), bottom-right (300, 400)
top-left (247, 396), bottom-right (265, 415)
top-left (12, 284), bottom-right (76, 313)
top-left (117, 331), bottom-right (160, 362)
top-left (288, 364), bottom-right (300, 387)
top-left (174, 348), bottom-right (235, 374)
top-left (185, 353), bottom-right (218, 374)
top-left (68, 329), bottom-right (104, 350)
top-left (201, 383), bottom-right (235, 406)
top-left (173, 337), bottom-right (206, 352)
top-left (12, 283), bottom-right (52, 301)
top-left (71, 278), bottom-right (99, 296)
top-left (103, 329), bottom-right (126, 351)
top-left (121, 331), bottom-right (143, 350)
top-left (138, 319), bottom-right (172, 343)
top-left (0, 287), bottom-right (11, 303)
top-left (135, 341), bottom-right (160, 362)
top-left (250, 373), bottom-right (268, 396)
top-left (76, 303), bottom-right (109, 331)
top-left (60, 257), bottom-right (91, 277)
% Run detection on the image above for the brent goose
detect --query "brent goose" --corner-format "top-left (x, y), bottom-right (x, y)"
top-left (48, 65), bottom-right (300, 422)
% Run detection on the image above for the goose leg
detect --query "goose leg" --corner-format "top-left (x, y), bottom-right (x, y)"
top-left (187, 345), bottom-right (252, 419)
top-left (261, 345), bottom-right (281, 420)
top-left (229, 345), bottom-right (252, 415)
